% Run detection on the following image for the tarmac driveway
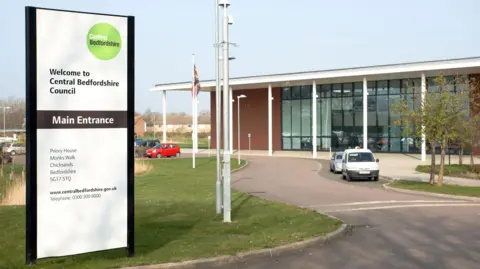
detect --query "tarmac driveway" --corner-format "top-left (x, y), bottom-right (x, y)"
top-left (206, 156), bottom-right (480, 269)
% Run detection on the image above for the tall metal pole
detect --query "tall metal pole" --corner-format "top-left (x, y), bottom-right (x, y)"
top-left (229, 88), bottom-right (233, 154)
top-left (221, 0), bottom-right (231, 223)
top-left (162, 91), bottom-right (167, 143)
top-left (2, 107), bottom-right (9, 138)
top-left (214, 0), bottom-right (222, 214)
top-left (237, 97), bottom-right (241, 165)
top-left (192, 54), bottom-right (196, 169)
top-left (362, 77), bottom-right (368, 149)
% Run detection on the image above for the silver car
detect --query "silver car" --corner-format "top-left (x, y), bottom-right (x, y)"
top-left (2, 142), bottom-right (26, 156)
top-left (329, 151), bottom-right (344, 173)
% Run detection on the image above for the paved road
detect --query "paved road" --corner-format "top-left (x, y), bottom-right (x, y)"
top-left (202, 156), bottom-right (480, 269)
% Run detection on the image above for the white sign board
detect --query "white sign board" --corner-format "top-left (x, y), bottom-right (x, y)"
top-left (208, 136), bottom-right (211, 140)
top-left (26, 7), bottom-right (134, 262)
top-left (248, 133), bottom-right (251, 138)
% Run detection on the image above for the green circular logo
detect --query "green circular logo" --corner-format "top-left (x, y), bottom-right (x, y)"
top-left (86, 23), bottom-right (122, 60)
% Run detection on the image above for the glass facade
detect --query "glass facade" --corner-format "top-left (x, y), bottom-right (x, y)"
top-left (280, 77), bottom-right (470, 153)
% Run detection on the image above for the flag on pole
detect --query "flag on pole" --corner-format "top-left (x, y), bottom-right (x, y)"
top-left (192, 65), bottom-right (201, 97)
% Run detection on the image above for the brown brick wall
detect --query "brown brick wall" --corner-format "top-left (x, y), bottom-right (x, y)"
top-left (134, 116), bottom-right (146, 137)
top-left (210, 87), bottom-right (281, 150)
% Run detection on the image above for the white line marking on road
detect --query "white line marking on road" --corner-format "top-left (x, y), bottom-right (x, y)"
top-left (307, 200), bottom-right (468, 208)
top-left (323, 203), bottom-right (480, 213)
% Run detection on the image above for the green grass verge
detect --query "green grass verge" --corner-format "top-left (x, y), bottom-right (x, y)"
top-left (0, 157), bottom-right (341, 269)
top-left (177, 143), bottom-right (209, 149)
top-left (415, 164), bottom-right (480, 179)
top-left (390, 180), bottom-right (480, 197)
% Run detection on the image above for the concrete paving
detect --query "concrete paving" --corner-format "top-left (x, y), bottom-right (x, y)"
top-left (201, 156), bottom-right (480, 269)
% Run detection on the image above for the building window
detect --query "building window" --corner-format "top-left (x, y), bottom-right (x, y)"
top-left (301, 99), bottom-right (311, 136)
top-left (282, 87), bottom-right (291, 100)
top-left (301, 85), bottom-right (312, 99)
top-left (292, 86), bottom-right (301, 99)
top-left (279, 76), bottom-right (470, 152)
top-left (389, 80), bottom-right (401, 94)
top-left (282, 100), bottom-right (291, 137)
top-left (354, 82), bottom-right (363, 96)
top-left (281, 86), bottom-right (313, 150)
top-left (377, 80), bottom-right (388, 95)
top-left (291, 100), bottom-right (301, 136)
top-left (343, 83), bottom-right (353, 97)
top-left (332, 84), bottom-right (342, 97)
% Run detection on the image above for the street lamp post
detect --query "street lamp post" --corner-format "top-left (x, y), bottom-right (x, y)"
top-left (220, 0), bottom-right (232, 223)
top-left (236, 94), bottom-right (246, 165)
top-left (1, 106), bottom-right (11, 138)
top-left (216, 0), bottom-right (235, 216)
top-left (215, 0), bottom-right (221, 215)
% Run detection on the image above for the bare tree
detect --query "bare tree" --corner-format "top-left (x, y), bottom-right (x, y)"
top-left (0, 97), bottom-right (26, 130)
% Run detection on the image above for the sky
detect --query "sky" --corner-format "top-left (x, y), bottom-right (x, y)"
top-left (1, 0), bottom-right (480, 114)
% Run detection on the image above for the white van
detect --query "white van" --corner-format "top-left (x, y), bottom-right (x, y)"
top-left (341, 148), bottom-right (379, 181)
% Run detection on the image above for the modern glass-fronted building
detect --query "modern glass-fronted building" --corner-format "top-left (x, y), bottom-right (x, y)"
top-left (151, 57), bottom-right (480, 159)
top-left (279, 77), bottom-right (469, 153)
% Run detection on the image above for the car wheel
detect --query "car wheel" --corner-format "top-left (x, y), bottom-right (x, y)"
top-left (330, 165), bottom-right (333, 172)
top-left (342, 173), bottom-right (346, 180)
top-left (156, 154), bottom-right (162, 159)
top-left (176, 153), bottom-right (180, 158)
top-left (372, 176), bottom-right (379, 181)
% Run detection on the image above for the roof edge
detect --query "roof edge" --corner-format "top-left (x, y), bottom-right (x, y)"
top-left (151, 56), bottom-right (480, 91)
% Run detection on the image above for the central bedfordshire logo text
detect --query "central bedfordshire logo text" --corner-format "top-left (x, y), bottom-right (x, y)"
top-left (86, 23), bottom-right (122, 60)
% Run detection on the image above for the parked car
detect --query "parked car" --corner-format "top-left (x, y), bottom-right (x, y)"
top-left (329, 151), bottom-right (344, 174)
top-left (146, 143), bottom-right (181, 158)
top-left (341, 148), bottom-right (379, 181)
top-left (135, 138), bottom-right (144, 146)
top-left (135, 139), bottom-right (160, 157)
top-left (2, 143), bottom-right (26, 156)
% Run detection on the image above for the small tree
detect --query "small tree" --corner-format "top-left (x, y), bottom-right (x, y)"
top-left (393, 75), bottom-right (469, 186)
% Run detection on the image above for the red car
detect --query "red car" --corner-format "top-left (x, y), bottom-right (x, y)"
top-left (146, 143), bottom-right (181, 158)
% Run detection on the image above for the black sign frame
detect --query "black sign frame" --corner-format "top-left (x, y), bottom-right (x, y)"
top-left (25, 6), bottom-right (135, 265)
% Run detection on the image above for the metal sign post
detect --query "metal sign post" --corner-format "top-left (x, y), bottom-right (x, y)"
top-left (248, 133), bottom-right (251, 154)
top-left (208, 136), bottom-right (211, 157)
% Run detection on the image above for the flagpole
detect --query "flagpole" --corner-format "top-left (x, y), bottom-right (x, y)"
top-left (195, 96), bottom-right (199, 154)
top-left (192, 54), bottom-right (196, 169)
top-left (194, 94), bottom-right (197, 154)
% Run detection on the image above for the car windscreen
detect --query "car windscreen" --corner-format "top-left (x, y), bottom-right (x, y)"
top-left (347, 152), bottom-right (374, 162)
top-left (335, 154), bottom-right (343, 160)
top-left (153, 144), bottom-right (162, 149)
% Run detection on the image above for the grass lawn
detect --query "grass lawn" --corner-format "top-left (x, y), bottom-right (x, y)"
top-left (390, 180), bottom-right (480, 197)
top-left (415, 164), bottom-right (480, 179)
top-left (0, 157), bottom-right (341, 269)
top-left (177, 142), bottom-right (209, 149)
top-left (176, 138), bottom-right (209, 149)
